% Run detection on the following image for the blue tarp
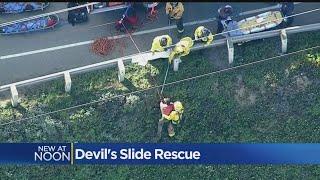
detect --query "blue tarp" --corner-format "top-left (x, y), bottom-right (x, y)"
top-left (2, 18), bottom-right (48, 34)
top-left (3, 3), bottom-right (25, 13)
top-left (1, 3), bottom-right (43, 13)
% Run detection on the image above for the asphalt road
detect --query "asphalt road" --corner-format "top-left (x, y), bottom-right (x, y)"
top-left (0, 2), bottom-right (319, 85)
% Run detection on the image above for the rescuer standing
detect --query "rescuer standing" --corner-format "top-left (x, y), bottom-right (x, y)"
top-left (280, 2), bottom-right (294, 26)
top-left (217, 5), bottom-right (233, 33)
top-left (166, 2), bottom-right (185, 34)
top-left (150, 35), bottom-right (173, 54)
top-left (194, 26), bottom-right (215, 45)
top-left (157, 98), bottom-right (184, 138)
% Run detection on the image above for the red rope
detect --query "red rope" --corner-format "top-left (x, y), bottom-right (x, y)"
top-left (90, 37), bottom-right (116, 56)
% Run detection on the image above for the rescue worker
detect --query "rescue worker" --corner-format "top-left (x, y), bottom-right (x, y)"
top-left (150, 35), bottom-right (173, 54)
top-left (158, 98), bottom-right (175, 137)
top-left (173, 101), bottom-right (184, 122)
top-left (168, 37), bottom-right (194, 63)
top-left (280, 2), bottom-right (294, 26)
top-left (158, 98), bottom-right (184, 138)
top-left (165, 2), bottom-right (184, 34)
top-left (194, 26), bottom-right (215, 45)
top-left (217, 5), bottom-right (233, 33)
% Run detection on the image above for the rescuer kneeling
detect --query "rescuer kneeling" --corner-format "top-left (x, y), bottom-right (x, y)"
top-left (158, 98), bottom-right (184, 138)
top-left (150, 35), bottom-right (173, 54)
top-left (194, 26), bottom-right (215, 46)
top-left (168, 37), bottom-right (194, 63)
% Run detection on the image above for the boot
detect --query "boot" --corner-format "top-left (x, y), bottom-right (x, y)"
top-left (168, 122), bottom-right (175, 137)
top-left (157, 119), bottom-right (164, 138)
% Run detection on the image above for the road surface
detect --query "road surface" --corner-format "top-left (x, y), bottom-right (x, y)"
top-left (0, 2), bottom-right (319, 85)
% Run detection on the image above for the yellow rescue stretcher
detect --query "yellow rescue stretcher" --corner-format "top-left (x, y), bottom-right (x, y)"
top-left (226, 11), bottom-right (284, 37)
top-left (238, 11), bottom-right (283, 34)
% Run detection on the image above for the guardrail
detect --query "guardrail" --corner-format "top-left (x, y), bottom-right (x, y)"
top-left (1, 22), bottom-right (320, 106)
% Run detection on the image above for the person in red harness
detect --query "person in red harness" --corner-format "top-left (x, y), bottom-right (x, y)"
top-left (157, 98), bottom-right (175, 138)
top-left (157, 97), bottom-right (185, 138)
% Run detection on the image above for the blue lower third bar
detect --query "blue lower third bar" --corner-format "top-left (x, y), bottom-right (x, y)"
top-left (73, 143), bottom-right (320, 165)
top-left (1, 143), bottom-right (320, 164)
top-left (0, 143), bottom-right (71, 165)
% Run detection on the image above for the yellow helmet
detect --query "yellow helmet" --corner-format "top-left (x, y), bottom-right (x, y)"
top-left (180, 37), bottom-right (194, 48)
top-left (196, 26), bottom-right (205, 37)
top-left (175, 44), bottom-right (184, 53)
top-left (174, 101), bottom-right (184, 112)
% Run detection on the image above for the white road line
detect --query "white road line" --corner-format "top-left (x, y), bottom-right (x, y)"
top-left (0, 41), bottom-right (93, 60)
top-left (0, 3), bottom-right (303, 60)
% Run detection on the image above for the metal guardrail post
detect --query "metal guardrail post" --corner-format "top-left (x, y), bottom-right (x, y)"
top-left (118, 59), bottom-right (125, 82)
top-left (173, 58), bottom-right (181, 71)
top-left (10, 85), bottom-right (19, 107)
top-left (64, 72), bottom-right (72, 93)
top-left (281, 29), bottom-right (288, 53)
top-left (227, 38), bottom-right (234, 64)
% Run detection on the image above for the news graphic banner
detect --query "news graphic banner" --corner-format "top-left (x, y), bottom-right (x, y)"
top-left (1, 143), bottom-right (320, 164)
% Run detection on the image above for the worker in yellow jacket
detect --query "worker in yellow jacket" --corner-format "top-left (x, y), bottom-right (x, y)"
top-left (158, 98), bottom-right (184, 138)
top-left (150, 35), bottom-right (173, 54)
top-left (168, 37), bottom-right (194, 63)
top-left (194, 26), bottom-right (215, 45)
top-left (166, 2), bottom-right (184, 33)
top-left (173, 101), bottom-right (184, 123)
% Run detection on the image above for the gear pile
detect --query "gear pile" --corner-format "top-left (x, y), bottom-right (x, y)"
top-left (90, 37), bottom-right (116, 56)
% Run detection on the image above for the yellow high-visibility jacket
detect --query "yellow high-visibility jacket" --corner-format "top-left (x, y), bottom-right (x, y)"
top-left (163, 110), bottom-right (180, 122)
top-left (150, 35), bottom-right (173, 53)
top-left (168, 37), bottom-right (194, 63)
top-left (166, 2), bottom-right (184, 20)
top-left (174, 101), bottom-right (184, 114)
top-left (194, 26), bottom-right (215, 45)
